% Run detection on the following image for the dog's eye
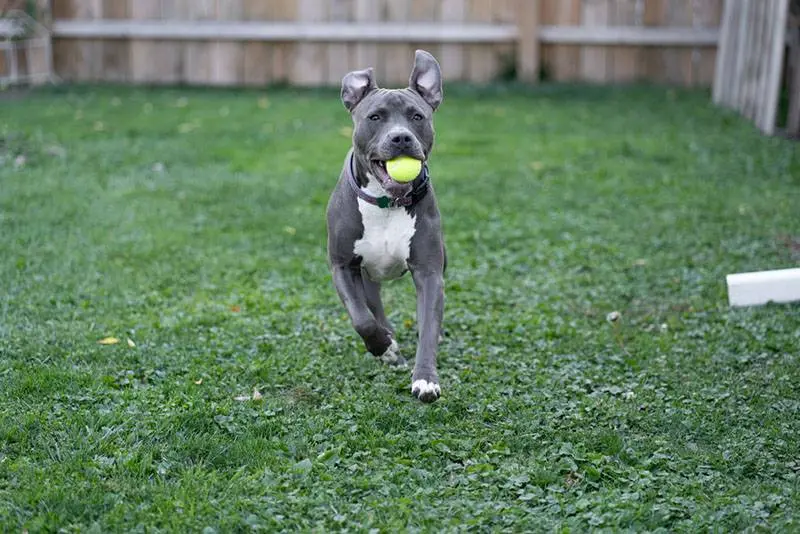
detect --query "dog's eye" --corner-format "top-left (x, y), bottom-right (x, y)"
top-left (412, 113), bottom-right (424, 121)
top-left (368, 114), bottom-right (381, 121)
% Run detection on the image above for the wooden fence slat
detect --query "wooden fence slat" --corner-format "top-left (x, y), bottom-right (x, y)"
top-left (242, 0), bottom-right (272, 86)
top-left (272, 0), bottom-right (296, 83)
top-left (516, 0), bottom-right (539, 82)
top-left (581, 0), bottom-right (610, 82)
top-left (383, 0), bottom-right (413, 86)
top-left (77, 0), bottom-right (101, 81)
top-left (787, 7), bottom-right (800, 134)
top-left (730, 0), bottom-right (751, 112)
top-left (440, 0), bottom-right (466, 80)
top-left (712, 0), bottom-right (732, 104)
top-left (660, 0), bottom-right (693, 86)
top-left (409, 0), bottom-right (439, 84)
top-left (467, 0), bottom-right (495, 82)
top-left (761, 0), bottom-right (789, 134)
top-left (748, 0), bottom-right (769, 123)
top-left (183, 0), bottom-right (216, 85)
top-left (546, 0), bottom-right (580, 80)
top-left (129, 0), bottom-right (159, 83)
top-left (100, 0), bottom-right (128, 82)
top-left (354, 0), bottom-right (379, 78)
top-left (292, 0), bottom-right (326, 86)
top-left (611, 0), bottom-right (639, 83)
top-left (693, 0), bottom-right (722, 87)
top-left (326, 0), bottom-right (353, 86)
top-left (210, 0), bottom-right (244, 86)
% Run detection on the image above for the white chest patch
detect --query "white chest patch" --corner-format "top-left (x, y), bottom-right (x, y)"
top-left (353, 175), bottom-right (417, 282)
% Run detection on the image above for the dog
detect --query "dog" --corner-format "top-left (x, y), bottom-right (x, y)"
top-left (326, 50), bottom-right (446, 403)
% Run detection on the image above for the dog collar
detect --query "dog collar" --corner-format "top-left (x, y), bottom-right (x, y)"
top-left (346, 151), bottom-right (430, 209)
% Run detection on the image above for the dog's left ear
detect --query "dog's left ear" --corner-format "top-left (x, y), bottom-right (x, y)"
top-left (341, 67), bottom-right (377, 112)
top-left (409, 49), bottom-right (443, 111)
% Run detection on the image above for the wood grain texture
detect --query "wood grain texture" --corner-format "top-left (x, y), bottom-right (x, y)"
top-left (581, 0), bottom-right (610, 82)
top-left (210, 0), bottom-right (244, 86)
top-left (326, 0), bottom-right (353, 86)
top-left (516, 0), bottom-right (540, 82)
top-left (543, 0), bottom-right (580, 81)
top-left (610, 0), bottom-right (639, 83)
top-left (787, 6), bottom-right (800, 134)
top-left (292, 0), bottom-right (327, 86)
top-left (183, 0), bottom-right (216, 85)
top-left (354, 0), bottom-right (379, 78)
top-left (382, 0), bottom-right (412, 87)
top-left (760, 0), bottom-right (789, 133)
top-left (467, 0), bottom-right (495, 82)
top-left (242, 0), bottom-right (272, 86)
top-left (440, 0), bottom-right (466, 80)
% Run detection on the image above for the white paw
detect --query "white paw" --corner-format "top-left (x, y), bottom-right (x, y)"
top-left (377, 339), bottom-right (407, 368)
top-left (411, 379), bottom-right (441, 403)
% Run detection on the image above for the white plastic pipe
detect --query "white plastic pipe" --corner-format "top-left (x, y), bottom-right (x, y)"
top-left (726, 268), bottom-right (800, 307)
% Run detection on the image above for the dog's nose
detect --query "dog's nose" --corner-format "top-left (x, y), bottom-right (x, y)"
top-left (390, 131), bottom-right (414, 149)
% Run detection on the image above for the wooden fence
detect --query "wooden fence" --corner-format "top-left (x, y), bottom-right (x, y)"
top-left (8, 0), bottom-right (721, 88)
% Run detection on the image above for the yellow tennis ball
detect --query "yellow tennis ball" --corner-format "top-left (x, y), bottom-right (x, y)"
top-left (386, 156), bottom-right (422, 183)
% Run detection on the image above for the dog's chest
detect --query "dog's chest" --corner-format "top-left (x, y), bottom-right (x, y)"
top-left (353, 199), bottom-right (416, 282)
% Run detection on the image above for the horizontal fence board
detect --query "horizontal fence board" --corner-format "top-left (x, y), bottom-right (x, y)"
top-left (52, 20), bottom-right (518, 42)
top-left (538, 25), bottom-right (719, 45)
top-left (51, 20), bottom-right (724, 46)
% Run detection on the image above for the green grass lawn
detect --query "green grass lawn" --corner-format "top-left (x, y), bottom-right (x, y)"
top-left (1, 83), bottom-right (799, 532)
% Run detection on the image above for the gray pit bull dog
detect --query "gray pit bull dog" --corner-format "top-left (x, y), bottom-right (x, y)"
top-left (326, 50), bottom-right (446, 403)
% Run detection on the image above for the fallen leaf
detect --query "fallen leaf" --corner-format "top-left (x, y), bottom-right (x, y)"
top-left (530, 161), bottom-right (544, 171)
top-left (633, 258), bottom-right (647, 267)
top-left (194, 378), bottom-right (203, 385)
top-left (230, 305), bottom-right (241, 313)
top-left (283, 226), bottom-right (296, 235)
top-left (45, 145), bottom-right (67, 158)
top-left (98, 337), bottom-right (120, 345)
top-left (258, 97), bottom-right (270, 109)
top-left (339, 126), bottom-right (353, 138)
top-left (252, 388), bottom-right (263, 400)
top-left (126, 338), bottom-right (136, 348)
top-left (93, 121), bottom-right (105, 131)
top-left (404, 319), bottom-right (414, 329)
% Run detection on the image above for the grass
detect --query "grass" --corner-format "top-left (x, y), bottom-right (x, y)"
top-left (1, 83), bottom-right (799, 532)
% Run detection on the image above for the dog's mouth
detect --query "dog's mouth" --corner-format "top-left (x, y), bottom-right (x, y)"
top-left (370, 159), bottom-right (423, 197)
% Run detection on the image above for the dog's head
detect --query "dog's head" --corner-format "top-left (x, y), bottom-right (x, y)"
top-left (341, 50), bottom-right (443, 196)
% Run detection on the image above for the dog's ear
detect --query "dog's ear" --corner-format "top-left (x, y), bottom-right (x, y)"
top-left (409, 50), bottom-right (443, 111)
top-left (341, 67), bottom-right (377, 112)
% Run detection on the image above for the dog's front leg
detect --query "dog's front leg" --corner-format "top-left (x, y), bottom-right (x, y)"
top-left (331, 264), bottom-right (404, 366)
top-left (410, 270), bottom-right (444, 402)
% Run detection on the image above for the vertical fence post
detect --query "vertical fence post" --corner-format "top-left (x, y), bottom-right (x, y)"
top-left (761, 0), bottom-right (789, 134)
top-left (786, 7), bottom-right (800, 134)
top-left (516, 0), bottom-right (540, 82)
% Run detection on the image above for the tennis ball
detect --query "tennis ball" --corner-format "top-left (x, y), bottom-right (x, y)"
top-left (386, 156), bottom-right (422, 183)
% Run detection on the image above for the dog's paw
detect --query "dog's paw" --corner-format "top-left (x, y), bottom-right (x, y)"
top-left (411, 378), bottom-right (441, 403)
top-left (376, 339), bottom-right (407, 369)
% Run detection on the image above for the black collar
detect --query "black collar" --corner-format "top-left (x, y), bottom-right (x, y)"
top-left (345, 151), bottom-right (430, 208)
